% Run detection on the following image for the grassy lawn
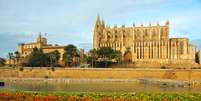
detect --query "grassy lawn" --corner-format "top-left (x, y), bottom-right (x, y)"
top-left (0, 90), bottom-right (201, 101)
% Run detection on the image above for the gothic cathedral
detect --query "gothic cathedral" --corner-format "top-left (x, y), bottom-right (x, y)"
top-left (93, 15), bottom-right (196, 64)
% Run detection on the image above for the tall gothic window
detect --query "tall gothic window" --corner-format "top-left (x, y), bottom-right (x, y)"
top-left (115, 35), bottom-right (118, 41)
top-left (164, 28), bottom-right (168, 36)
top-left (107, 35), bottom-right (111, 42)
top-left (161, 28), bottom-right (164, 38)
top-left (123, 35), bottom-right (126, 46)
top-left (144, 29), bottom-right (149, 40)
top-left (180, 42), bottom-right (184, 54)
top-left (115, 30), bottom-right (117, 33)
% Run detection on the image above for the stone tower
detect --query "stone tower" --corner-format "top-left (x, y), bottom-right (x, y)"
top-left (93, 15), bottom-right (104, 49)
top-left (36, 32), bottom-right (47, 48)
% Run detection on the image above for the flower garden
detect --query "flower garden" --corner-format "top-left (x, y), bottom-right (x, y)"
top-left (0, 91), bottom-right (201, 101)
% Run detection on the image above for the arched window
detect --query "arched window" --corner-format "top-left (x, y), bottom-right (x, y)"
top-left (115, 30), bottom-right (117, 33)
top-left (145, 29), bottom-right (148, 35)
top-left (180, 42), bottom-right (184, 54)
top-left (115, 35), bottom-right (118, 40)
top-left (163, 42), bottom-right (166, 46)
top-left (107, 35), bottom-right (111, 40)
top-left (123, 35), bottom-right (126, 38)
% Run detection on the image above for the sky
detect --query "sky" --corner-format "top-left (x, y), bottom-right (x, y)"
top-left (0, 0), bottom-right (201, 58)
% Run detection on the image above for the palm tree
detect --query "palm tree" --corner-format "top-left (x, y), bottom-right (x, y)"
top-left (112, 50), bottom-right (122, 63)
top-left (0, 57), bottom-right (6, 67)
top-left (14, 51), bottom-right (20, 67)
top-left (47, 50), bottom-right (60, 67)
top-left (89, 49), bottom-right (97, 68)
top-left (95, 47), bottom-right (122, 68)
top-left (8, 52), bottom-right (14, 67)
top-left (64, 44), bottom-right (79, 67)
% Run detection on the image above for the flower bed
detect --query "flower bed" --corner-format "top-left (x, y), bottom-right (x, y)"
top-left (0, 91), bottom-right (201, 101)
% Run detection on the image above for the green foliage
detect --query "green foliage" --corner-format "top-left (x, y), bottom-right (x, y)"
top-left (63, 44), bottom-right (80, 67)
top-left (96, 47), bottom-right (121, 61)
top-left (8, 52), bottom-right (14, 60)
top-left (64, 44), bottom-right (77, 55)
top-left (88, 47), bottom-right (122, 68)
top-left (14, 51), bottom-right (20, 59)
top-left (86, 56), bottom-right (93, 64)
top-left (96, 47), bottom-right (114, 59)
top-left (27, 48), bottom-right (49, 67)
top-left (112, 50), bottom-right (122, 62)
top-left (8, 52), bottom-right (15, 66)
top-left (1, 91), bottom-right (201, 101)
top-left (0, 57), bottom-right (5, 67)
top-left (89, 49), bottom-right (97, 58)
top-left (26, 48), bottom-right (61, 67)
top-left (86, 49), bottom-right (98, 67)
top-left (14, 51), bottom-right (20, 66)
top-left (6, 51), bottom-right (21, 67)
top-left (95, 61), bottom-right (113, 68)
top-left (46, 50), bottom-right (60, 67)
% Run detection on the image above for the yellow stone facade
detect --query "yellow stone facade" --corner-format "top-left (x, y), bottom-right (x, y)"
top-left (93, 16), bottom-right (196, 64)
top-left (17, 34), bottom-right (65, 61)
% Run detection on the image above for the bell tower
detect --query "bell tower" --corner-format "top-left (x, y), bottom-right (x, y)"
top-left (36, 32), bottom-right (42, 43)
top-left (36, 32), bottom-right (47, 48)
top-left (93, 15), bottom-right (104, 49)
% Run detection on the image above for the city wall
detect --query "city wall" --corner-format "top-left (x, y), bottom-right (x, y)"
top-left (1, 68), bottom-right (201, 81)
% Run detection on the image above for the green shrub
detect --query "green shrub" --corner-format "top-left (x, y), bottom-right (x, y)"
top-left (95, 61), bottom-right (114, 68)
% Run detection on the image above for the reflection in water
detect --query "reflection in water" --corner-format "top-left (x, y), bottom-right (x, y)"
top-left (1, 78), bottom-right (201, 93)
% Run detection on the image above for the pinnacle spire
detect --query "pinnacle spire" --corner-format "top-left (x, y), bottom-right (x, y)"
top-left (102, 20), bottom-right (105, 28)
top-left (165, 20), bottom-right (169, 25)
top-left (96, 14), bottom-right (101, 23)
top-left (37, 32), bottom-right (42, 43)
top-left (97, 14), bottom-right (100, 20)
top-left (95, 14), bottom-right (102, 28)
top-left (39, 32), bottom-right (42, 38)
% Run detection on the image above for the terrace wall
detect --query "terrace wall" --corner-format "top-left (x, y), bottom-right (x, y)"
top-left (0, 68), bottom-right (201, 81)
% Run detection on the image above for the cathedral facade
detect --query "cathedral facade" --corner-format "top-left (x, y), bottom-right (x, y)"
top-left (93, 16), bottom-right (196, 64)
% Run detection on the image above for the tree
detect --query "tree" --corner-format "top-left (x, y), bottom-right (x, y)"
top-left (89, 49), bottom-right (97, 68)
top-left (0, 57), bottom-right (5, 67)
top-left (63, 44), bottom-right (80, 67)
top-left (27, 48), bottom-right (49, 67)
top-left (96, 47), bottom-right (120, 60)
top-left (46, 50), bottom-right (60, 67)
top-left (14, 51), bottom-right (20, 67)
top-left (112, 50), bottom-right (122, 62)
top-left (8, 52), bottom-right (14, 67)
top-left (90, 47), bottom-right (122, 68)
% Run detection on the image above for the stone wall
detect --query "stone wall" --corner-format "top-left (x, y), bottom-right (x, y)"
top-left (1, 68), bottom-right (201, 81)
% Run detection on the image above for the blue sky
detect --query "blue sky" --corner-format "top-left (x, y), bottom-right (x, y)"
top-left (0, 0), bottom-right (201, 58)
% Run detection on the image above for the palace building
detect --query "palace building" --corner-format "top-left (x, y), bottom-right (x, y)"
top-left (93, 16), bottom-right (196, 65)
top-left (17, 33), bottom-right (65, 63)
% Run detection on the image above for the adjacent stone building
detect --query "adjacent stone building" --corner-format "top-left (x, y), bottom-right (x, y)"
top-left (17, 33), bottom-right (65, 63)
top-left (93, 16), bottom-right (196, 65)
